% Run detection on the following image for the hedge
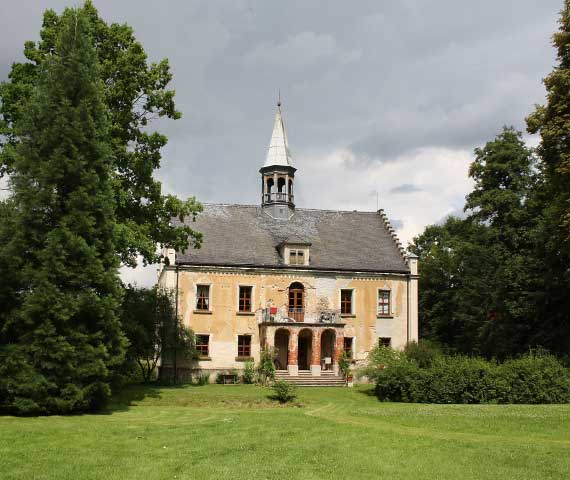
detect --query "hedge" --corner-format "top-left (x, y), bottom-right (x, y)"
top-left (374, 350), bottom-right (570, 404)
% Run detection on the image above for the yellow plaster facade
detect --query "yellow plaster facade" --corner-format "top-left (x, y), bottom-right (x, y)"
top-left (159, 263), bottom-right (418, 376)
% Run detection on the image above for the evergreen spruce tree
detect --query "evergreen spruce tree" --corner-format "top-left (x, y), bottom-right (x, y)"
top-left (0, 8), bottom-right (125, 414)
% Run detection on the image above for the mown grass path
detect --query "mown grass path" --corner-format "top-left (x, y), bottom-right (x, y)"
top-left (1, 385), bottom-right (569, 479)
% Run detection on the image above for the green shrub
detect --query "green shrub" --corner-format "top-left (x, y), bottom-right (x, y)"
top-left (359, 344), bottom-right (403, 381)
top-left (215, 372), bottom-right (225, 384)
top-left (243, 361), bottom-right (256, 384)
top-left (338, 351), bottom-right (352, 378)
top-left (271, 380), bottom-right (297, 403)
top-left (496, 350), bottom-right (570, 404)
top-left (404, 340), bottom-right (442, 368)
top-left (373, 348), bottom-right (570, 404)
top-left (257, 348), bottom-right (276, 385)
top-left (195, 372), bottom-right (210, 386)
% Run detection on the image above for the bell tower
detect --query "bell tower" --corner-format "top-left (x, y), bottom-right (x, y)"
top-left (260, 100), bottom-right (296, 219)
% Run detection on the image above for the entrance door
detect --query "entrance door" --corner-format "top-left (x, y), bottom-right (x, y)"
top-left (298, 330), bottom-right (312, 370)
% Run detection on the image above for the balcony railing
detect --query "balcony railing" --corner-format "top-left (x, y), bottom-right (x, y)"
top-left (288, 307), bottom-right (304, 322)
top-left (260, 308), bottom-right (342, 324)
top-left (263, 192), bottom-right (294, 203)
top-left (317, 309), bottom-right (342, 324)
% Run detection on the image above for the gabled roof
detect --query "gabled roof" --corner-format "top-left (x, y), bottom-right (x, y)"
top-left (264, 104), bottom-right (293, 167)
top-left (174, 204), bottom-right (410, 274)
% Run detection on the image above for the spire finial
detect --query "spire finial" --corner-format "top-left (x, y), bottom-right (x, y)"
top-left (277, 89), bottom-right (281, 107)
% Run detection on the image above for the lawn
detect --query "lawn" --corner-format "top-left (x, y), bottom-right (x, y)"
top-left (1, 384), bottom-right (569, 480)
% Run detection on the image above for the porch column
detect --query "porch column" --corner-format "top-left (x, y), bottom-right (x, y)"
top-left (310, 329), bottom-right (321, 376)
top-left (333, 330), bottom-right (344, 376)
top-left (287, 329), bottom-right (298, 376)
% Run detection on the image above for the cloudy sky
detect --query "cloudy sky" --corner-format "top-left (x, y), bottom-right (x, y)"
top-left (0, 0), bottom-right (563, 285)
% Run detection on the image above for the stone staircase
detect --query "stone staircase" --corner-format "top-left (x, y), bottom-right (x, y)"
top-left (275, 370), bottom-right (346, 387)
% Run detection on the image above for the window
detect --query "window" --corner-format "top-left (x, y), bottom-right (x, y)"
top-left (196, 285), bottom-right (210, 311)
top-left (377, 290), bottom-right (390, 316)
top-left (341, 289), bottom-right (353, 315)
top-left (238, 286), bottom-right (252, 312)
top-left (288, 282), bottom-right (304, 322)
top-left (196, 334), bottom-right (210, 357)
top-left (237, 335), bottom-right (251, 357)
top-left (289, 249), bottom-right (305, 265)
top-left (379, 337), bottom-right (391, 348)
top-left (343, 337), bottom-right (354, 356)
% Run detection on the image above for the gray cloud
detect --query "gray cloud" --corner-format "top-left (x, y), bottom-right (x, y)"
top-left (390, 184), bottom-right (423, 194)
top-left (0, 0), bottom-right (562, 284)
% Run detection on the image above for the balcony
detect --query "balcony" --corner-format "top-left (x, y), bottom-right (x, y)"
top-left (261, 308), bottom-right (342, 324)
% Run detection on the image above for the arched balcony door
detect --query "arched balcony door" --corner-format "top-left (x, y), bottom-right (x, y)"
top-left (288, 282), bottom-right (304, 322)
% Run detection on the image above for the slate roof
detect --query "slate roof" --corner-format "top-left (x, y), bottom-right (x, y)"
top-left (174, 204), bottom-right (410, 274)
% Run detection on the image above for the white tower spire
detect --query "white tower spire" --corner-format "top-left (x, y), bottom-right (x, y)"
top-left (264, 99), bottom-right (293, 167)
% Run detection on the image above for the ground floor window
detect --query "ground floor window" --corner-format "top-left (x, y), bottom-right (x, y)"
top-left (237, 335), bottom-right (251, 357)
top-left (196, 334), bottom-right (210, 357)
top-left (378, 337), bottom-right (391, 348)
top-left (343, 337), bottom-right (354, 356)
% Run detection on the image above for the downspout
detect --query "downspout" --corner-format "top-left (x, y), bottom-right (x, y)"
top-left (173, 265), bottom-right (179, 384)
top-left (406, 274), bottom-right (411, 345)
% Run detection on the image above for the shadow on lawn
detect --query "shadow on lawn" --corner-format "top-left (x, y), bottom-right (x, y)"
top-left (103, 382), bottom-right (165, 414)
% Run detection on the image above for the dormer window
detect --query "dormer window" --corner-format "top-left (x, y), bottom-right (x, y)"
top-left (289, 249), bottom-right (305, 265)
top-left (279, 240), bottom-right (311, 267)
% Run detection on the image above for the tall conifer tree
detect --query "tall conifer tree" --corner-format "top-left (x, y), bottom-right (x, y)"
top-left (0, 8), bottom-right (125, 414)
top-left (526, 0), bottom-right (570, 352)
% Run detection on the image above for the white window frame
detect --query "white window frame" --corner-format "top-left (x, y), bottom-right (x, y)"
top-left (195, 283), bottom-right (212, 312)
top-left (377, 289), bottom-right (391, 317)
top-left (237, 284), bottom-right (255, 313)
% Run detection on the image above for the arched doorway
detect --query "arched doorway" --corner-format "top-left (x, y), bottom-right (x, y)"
top-left (289, 282), bottom-right (304, 322)
top-left (274, 329), bottom-right (289, 370)
top-left (298, 329), bottom-right (312, 371)
top-left (321, 330), bottom-right (335, 371)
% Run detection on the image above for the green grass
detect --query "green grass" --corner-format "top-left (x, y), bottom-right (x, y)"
top-left (1, 384), bottom-right (569, 480)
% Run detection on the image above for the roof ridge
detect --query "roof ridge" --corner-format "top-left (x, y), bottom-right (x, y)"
top-left (201, 203), bottom-right (392, 215)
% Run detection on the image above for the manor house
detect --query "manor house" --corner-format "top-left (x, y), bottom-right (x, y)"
top-left (158, 102), bottom-right (418, 382)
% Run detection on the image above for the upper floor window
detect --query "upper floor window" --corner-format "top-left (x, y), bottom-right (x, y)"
top-left (377, 290), bottom-right (390, 316)
top-left (289, 249), bottom-right (305, 265)
top-left (341, 289), bottom-right (353, 315)
top-left (238, 286), bottom-right (252, 312)
top-left (196, 285), bottom-right (210, 311)
top-left (196, 334), bottom-right (210, 357)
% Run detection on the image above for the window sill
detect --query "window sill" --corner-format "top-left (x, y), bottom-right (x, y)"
top-left (193, 310), bottom-right (212, 315)
top-left (377, 315), bottom-right (394, 319)
top-left (341, 313), bottom-right (356, 318)
top-left (194, 356), bottom-right (212, 361)
top-left (236, 311), bottom-right (255, 316)
top-left (235, 356), bottom-right (254, 362)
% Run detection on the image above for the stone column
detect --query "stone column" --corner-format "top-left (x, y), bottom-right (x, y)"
top-left (310, 329), bottom-right (321, 376)
top-left (273, 173), bottom-right (277, 201)
top-left (333, 330), bottom-right (344, 376)
top-left (285, 174), bottom-right (289, 202)
top-left (287, 329), bottom-right (298, 376)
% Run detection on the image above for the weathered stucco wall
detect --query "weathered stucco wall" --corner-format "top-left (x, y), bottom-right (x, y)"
top-left (159, 266), bottom-right (418, 372)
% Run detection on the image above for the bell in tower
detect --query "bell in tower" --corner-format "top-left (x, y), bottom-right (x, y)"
top-left (260, 100), bottom-right (296, 220)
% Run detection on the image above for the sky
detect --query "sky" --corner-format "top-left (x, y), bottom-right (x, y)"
top-left (0, 0), bottom-right (563, 286)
